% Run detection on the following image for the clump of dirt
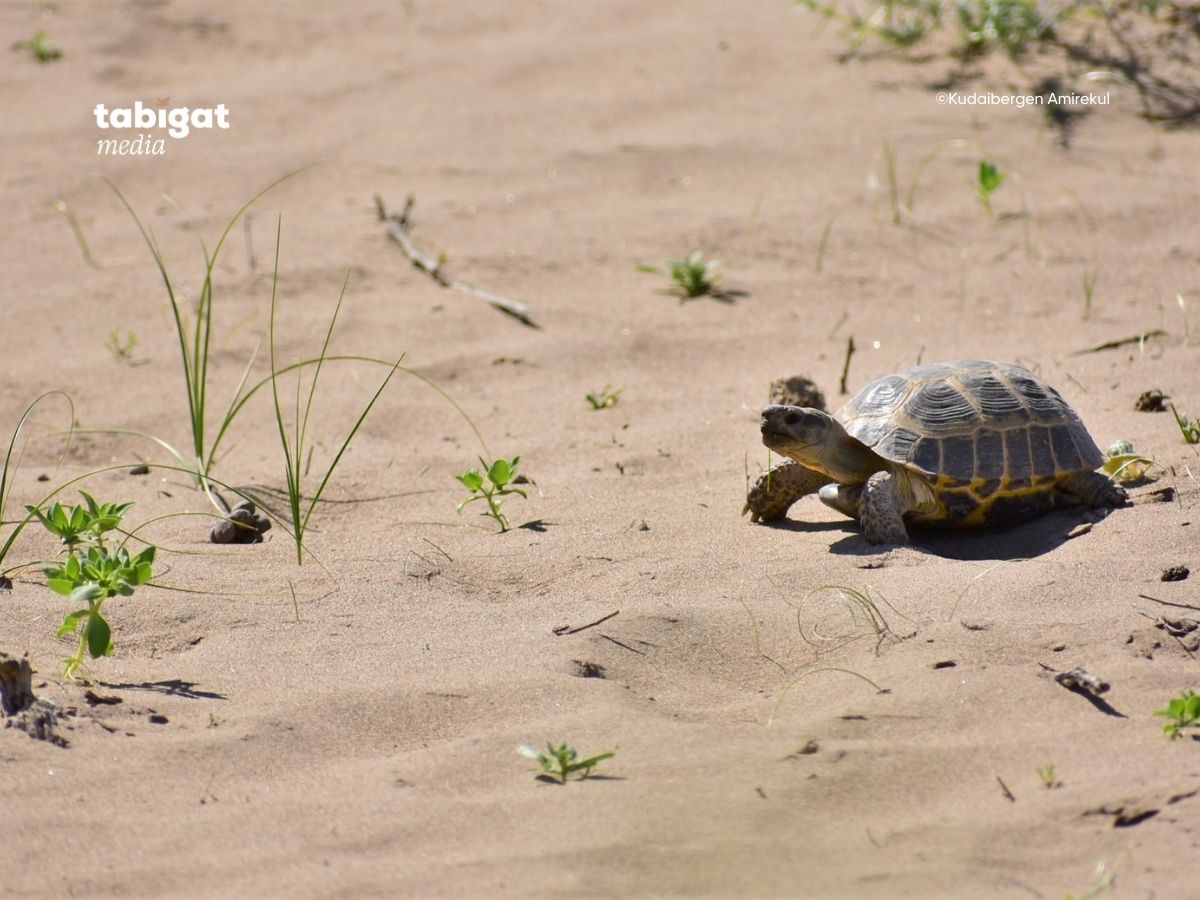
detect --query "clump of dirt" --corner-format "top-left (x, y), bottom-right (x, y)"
top-left (769, 375), bottom-right (826, 410)
top-left (0, 652), bottom-right (35, 715)
top-left (1135, 389), bottom-right (1168, 412)
top-left (5, 699), bottom-right (73, 748)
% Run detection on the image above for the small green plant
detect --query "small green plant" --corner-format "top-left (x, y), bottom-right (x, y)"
top-left (1154, 689), bottom-right (1200, 740)
top-left (98, 174), bottom-right (488, 514)
top-left (1170, 404), bottom-right (1200, 444)
top-left (977, 161), bottom-right (1005, 215)
top-left (12, 31), bottom-right (61, 62)
top-left (33, 493), bottom-right (154, 678)
top-left (641, 251), bottom-right (727, 301)
top-left (28, 492), bottom-right (133, 552)
top-left (105, 330), bottom-right (138, 362)
top-left (1102, 440), bottom-right (1159, 484)
top-left (517, 742), bottom-right (615, 783)
top-left (267, 221), bottom-right (402, 565)
top-left (456, 457), bottom-right (526, 533)
top-left (585, 385), bottom-right (623, 410)
top-left (1036, 764), bottom-right (1061, 789)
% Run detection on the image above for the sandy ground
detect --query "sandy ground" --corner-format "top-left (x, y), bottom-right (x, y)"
top-left (2, 1), bottom-right (1200, 897)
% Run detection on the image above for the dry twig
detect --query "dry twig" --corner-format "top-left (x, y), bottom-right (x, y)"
top-left (374, 194), bottom-right (540, 329)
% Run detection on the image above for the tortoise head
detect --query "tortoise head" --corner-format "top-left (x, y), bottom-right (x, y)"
top-left (760, 405), bottom-right (884, 484)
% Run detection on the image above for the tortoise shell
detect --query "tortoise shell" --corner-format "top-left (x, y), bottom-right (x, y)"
top-left (835, 360), bottom-right (1105, 526)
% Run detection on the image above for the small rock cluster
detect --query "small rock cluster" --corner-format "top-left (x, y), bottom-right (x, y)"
top-left (209, 499), bottom-right (272, 544)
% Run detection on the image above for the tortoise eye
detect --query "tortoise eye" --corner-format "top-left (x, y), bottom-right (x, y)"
top-left (784, 411), bottom-right (802, 427)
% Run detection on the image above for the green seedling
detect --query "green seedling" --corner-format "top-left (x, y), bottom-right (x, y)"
top-left (267, 220), bottom-right (403, 565)
top-left (457, 457), bottom-right (526, 533)
top-left (1170, 404), bottom-right (1200, 444)
top-left (12, 31), bottom-right (61, 62)
top-left (47, 545), bottom-right (156, 679)
top-left (102, 173), bottom-right (307, 499)
top-left (1154, 689), bottom-right (1200, 740)
top-left (105, 330), bottom-right (138, 362)
top-left (1036, 764), bottom-right (1061, 789)
top-left (641, 251), bottom-right (729, 301)
top-left (585, 385), bottom-right (624, 410)
top-left (517, 742), bottom-right (615, 784)
top-left (1102, 440), bottom-right (1158, 484)
top-left (27, 492), bottom-right (133, 552)
top-left (33, 494), bottom-right (154, 679)
top-left (977, 161), bottom-right (1005, 214)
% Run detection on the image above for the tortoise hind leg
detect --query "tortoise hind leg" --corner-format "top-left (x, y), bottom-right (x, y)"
top-left (744, 461), bottom-right (833, 523)
top-left (1060, 471), bottom-right (1130, 510)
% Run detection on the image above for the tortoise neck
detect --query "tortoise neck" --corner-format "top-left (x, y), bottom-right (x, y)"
top-left (812, 425), bottom-right (886, 484)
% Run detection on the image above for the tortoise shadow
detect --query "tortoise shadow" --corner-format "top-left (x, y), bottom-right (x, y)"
top-left (752, 519), bottom-right (848, 534)
top-left (768, 510), bottom-right (1099, 561)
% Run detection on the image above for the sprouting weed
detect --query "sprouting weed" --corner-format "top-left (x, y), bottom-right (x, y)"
top-left (585, 385), bottom-right (624, 410)
top-left (457, 457), bottom-right (527, 532)
top-left (1170, 404), bottom-right (1200, 444)
top-left (517, 742), bottom-right (615, 783)
top-left (1155, 690), bottom-right (1200, 740)
top-left (640, 251), bottom-right (740, 301)
top-left (12, 31), bottom-right (61, 62)
top-left (105, 330), bottom-right (138, 362)
top-left (977, 161), bottom-right (1005, 214)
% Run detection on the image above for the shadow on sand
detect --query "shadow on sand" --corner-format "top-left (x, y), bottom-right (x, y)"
top-left (761, 509), bottom-right (1108, 562)
top-left (99, 679), bottom-right (227, 701)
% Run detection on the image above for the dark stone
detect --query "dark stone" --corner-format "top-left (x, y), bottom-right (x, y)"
top-left (1162, 565), bottom-right (1190, 582)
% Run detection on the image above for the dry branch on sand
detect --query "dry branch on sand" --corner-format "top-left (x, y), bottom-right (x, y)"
top-left (374, 194), bottom-right (540, 329)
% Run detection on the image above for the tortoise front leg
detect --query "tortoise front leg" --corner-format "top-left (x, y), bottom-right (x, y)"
top-left (859, 471), bottom-right (911, 545)
top-left (744, 461), bottom-right (833, 523)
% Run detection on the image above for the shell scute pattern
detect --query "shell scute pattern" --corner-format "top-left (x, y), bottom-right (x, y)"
top-left (1003, 428), bottom-right (1033, 480)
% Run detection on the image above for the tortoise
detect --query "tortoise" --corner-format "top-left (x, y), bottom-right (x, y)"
top-left (744, 359), bottom-right (1129, 544)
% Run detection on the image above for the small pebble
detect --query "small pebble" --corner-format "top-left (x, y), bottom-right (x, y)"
top-left (1162, 565), bottom-right (1190, 582)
